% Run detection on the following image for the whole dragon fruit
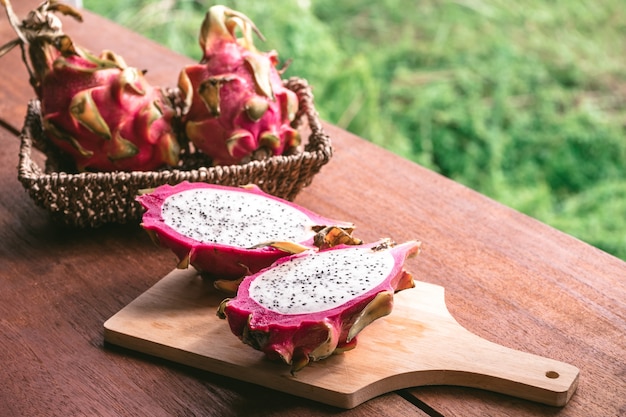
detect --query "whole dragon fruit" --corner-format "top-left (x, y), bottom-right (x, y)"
top-left (0, 0), bottom-right (180, 172)
top-left (217, 239), bottom-right (421, 373)
top-left (178, 5), bottom-right (300, 165)
top-left (137, 182), bottom-right (362, 281)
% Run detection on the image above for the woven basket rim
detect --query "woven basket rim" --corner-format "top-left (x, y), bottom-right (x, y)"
top-left (18, 77), bottom-right (331, 181)
top-left (17, 77), bottom-right (333, 227)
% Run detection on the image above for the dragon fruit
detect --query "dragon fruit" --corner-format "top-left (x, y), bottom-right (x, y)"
top-left (137, 181), bottom-right (362, 281)
top-left (0, 0), bottom-right (180, 172)
top-left (178, 5), bottom-right (300, 165)
top-left (217, 239), bottom-right (420, 373)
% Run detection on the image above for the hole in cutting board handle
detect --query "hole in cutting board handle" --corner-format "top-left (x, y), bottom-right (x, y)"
top-left (545, 371), bottom-right (560, 379)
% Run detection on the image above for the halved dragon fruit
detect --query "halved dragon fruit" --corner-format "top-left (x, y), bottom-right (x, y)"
top-left (217, 239), bottom-right (420, 373)
top-left (137, 181), bottom-right (361, 280)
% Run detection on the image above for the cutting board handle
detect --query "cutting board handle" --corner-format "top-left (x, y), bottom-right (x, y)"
top-left (399, 283), bottom-right (580, 406)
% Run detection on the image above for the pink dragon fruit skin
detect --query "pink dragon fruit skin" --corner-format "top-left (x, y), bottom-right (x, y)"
top-left (178, 5), bottom-right (300, 166)
top-left (41, 51), bottom-right (180, 171)
top-left (0, 1), bottom-right (179, 172)
top-left (137, 181), bottom-right (361, 280)
top-left (217, 239), bottom-right (421, 373)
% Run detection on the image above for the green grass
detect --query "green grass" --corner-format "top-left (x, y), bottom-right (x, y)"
top-left (83, 0), bottom-right (626, 261)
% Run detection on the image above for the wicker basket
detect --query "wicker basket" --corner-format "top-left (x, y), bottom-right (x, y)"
top-left (17, 78), bottom-right (332, 227)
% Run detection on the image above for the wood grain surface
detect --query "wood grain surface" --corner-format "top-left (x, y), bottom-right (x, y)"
top-left (1, 2), bottom-right (625, 416)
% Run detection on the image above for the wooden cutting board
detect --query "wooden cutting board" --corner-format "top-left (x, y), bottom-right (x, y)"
top-left (103, 268), bottom-right (579, 409)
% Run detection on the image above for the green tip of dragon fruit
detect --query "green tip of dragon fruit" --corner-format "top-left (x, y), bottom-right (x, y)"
top-left (179, 5), bottom-right (301, 166)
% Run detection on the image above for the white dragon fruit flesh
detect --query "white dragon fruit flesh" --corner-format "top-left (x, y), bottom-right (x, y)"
top-left (137, 181), bottom-right (361, 281)
top-left (217, 239), bottom-right (420, 373)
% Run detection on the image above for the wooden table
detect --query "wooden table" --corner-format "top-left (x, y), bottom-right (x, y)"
top-left (1, 3), bottom-right (624, 416)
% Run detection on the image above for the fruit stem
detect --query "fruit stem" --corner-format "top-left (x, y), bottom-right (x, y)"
top-left (1, 0), bottom-right (28, 45)
top-left (0, 0), bottom-right (83, 94)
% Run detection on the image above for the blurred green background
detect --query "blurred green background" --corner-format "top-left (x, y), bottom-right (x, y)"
top-left (83, 0), bottom-right (626, 261)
